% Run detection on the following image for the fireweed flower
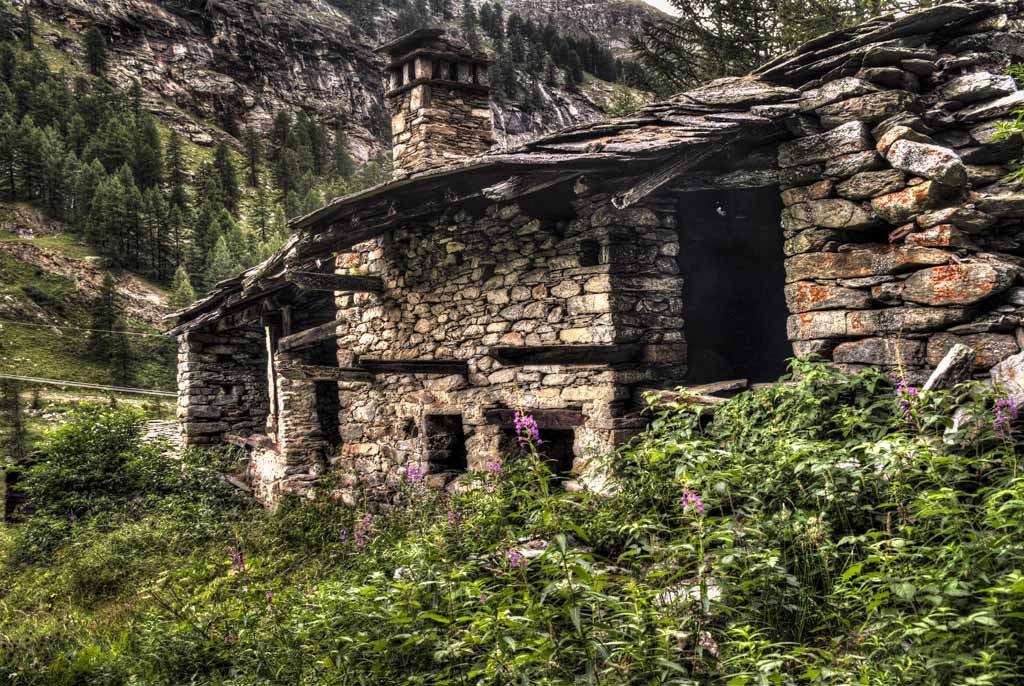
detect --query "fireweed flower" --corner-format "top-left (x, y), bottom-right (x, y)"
top-left (340, 528), bottom-right (348, 545)
top-left (404, 464), bottom-right (426, 487)
top-left (994, 396), bottom-right (1019, 439)
top-left (354, 513), bottom-right (374, 550)
top-left (896, 380), bottom-right (919, 420)
top-left (230, 550), bottom-right (246, 575)
top-left (446, 509), bottom-right (462, 528)
top-left (265, 591), bottom-right (274, 603)
top-left (681, 486), bottom-right (705, 515)
top-left (486, 461), bottom-right (504, 479)
top-left (508, 549), bottom-right (527, 569)
top-left (514, 410), bottom-right (543, 447)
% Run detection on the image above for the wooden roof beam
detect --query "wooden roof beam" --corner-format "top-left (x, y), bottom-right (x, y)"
top-left (287, 272), bottom-right (383, 293)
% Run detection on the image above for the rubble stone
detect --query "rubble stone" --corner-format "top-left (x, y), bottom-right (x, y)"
top-left (940, 71), bottom-right (1017, 103)
top-left (885, 140), bottom-right (968, 187)
top-left (923, 344), bottom-right (976, 390)
top-left (902, 263), bottom-right (1017, 306)
top-left (836, 170), bottom-right (906, 199)
top-left (778, 121), bottom-right (873, 167)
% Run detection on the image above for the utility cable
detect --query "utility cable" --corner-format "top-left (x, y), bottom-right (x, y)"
top-left (0, 373), bottom-right (177, 397)
top-left (0, 318), bottom-right (168, 338)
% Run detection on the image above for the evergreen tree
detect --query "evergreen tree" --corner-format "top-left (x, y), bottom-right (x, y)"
top-left (19, 5), bottom-right (32, 52)
top-left (85, 27), bottom-right (107, 76)
top-left (566, 50), bottom-right (583, 91)
top-left (204, 234), bottom-right (237, 288)
top-left (166, 130), bottom-right (188, 211)
top-left (213, 142), bottom-right (241, 212)
top-left (332, 124), bottom-right (355, 181)
top-left (87, 273), bottom-right (119, 360)
top-left (242, 126), bottom-right (261, 187)
top-left (460, 0), bottom-right (478, 48)
top-left (0, 112), bottom-right (15, 198)
top-left (168, 265), bottom-right (196, 310)
top-left (250, 181), bottom-right (272, 241)
top-left (109, 322), bottom-right (134, 386)
top-left (133, 114), bottom-right (163, 190)
top-left (0, 378), bottom-right (26, 463)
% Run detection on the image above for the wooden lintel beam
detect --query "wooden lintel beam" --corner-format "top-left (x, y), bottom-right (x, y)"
top-left (277, 364), bottom-right (373, 382)
top-left (360, 359), bottom-right (468, 376)
top-left (612, 143), bottom-right (723, 209)
top-left (278, 319), bottom-right (344, 353)
top-left (484, 408), bottom-right (586, 430)
top-left (482, 173), bottom-right (578, 203)
top-left (492, 344), bottom-right (643, 366)
top-left (287, 272), bottom-right (383, 293)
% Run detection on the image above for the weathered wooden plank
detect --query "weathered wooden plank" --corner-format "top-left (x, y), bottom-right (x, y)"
top-left (278, 319), bottom-right (343, 353)
top-left (482, 173), bottom-right (578, 202)
top-left (492, 344), bottom-right (643, 366)
top-left (484, 408), bottom-right (586, 430)
top-left (287, 272), bottom-right (383, 293)
top-left (360, 359), bottom-right (469, 375)
top-left (277, 364), bottom-right (373, 382)
top-left (612, 142), bottom-right (725, 209)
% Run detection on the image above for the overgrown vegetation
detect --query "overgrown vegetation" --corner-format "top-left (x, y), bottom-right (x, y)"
top-left (2, 361), bottom-right (1022, 684)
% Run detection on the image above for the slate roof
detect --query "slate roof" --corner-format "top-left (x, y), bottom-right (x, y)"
top-left (166, 1), bottom-right (1011, 335)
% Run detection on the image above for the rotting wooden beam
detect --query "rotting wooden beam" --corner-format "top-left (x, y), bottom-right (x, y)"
top-left (492, 344), bottom-right (643, 366)
top-left (360, 359), bottom-right (469, 375)
top-left (612, 143), bottom-right (724, 209)
top-left (484, 408), bottom-right (586, 430)
top-left (277, 364), bottom-right (373, 382)
top-left (482, 173), bottom-right (579, 202)
top-left (278, 319), bottom-right (344, 353)
top-left (287, 272), bottom-right (384, 293)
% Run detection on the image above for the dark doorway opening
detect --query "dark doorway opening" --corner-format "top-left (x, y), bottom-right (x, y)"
top-left (499, 428), bottom-right (576, 479)
top-left (676, 187), bottom-right (791, 384)
top-left (424, 415), bottom-right (468, 474)
top-left (314, 381), bottom-right (342, 448)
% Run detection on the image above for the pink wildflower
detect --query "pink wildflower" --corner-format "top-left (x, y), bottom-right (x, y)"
top-left (681, 486), bottom-right (705, 515)
top-left (514, 411), bottom-right (543, 447)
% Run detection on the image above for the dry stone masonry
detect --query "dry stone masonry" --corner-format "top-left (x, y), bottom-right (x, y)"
top-left (169, 5), bottom-right (1024, 507)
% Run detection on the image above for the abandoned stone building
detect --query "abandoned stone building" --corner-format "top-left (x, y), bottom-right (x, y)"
top-left (169, 5), bottom-right (1024, 506)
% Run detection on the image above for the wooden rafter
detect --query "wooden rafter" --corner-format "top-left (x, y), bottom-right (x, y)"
top-left (492, 344), bottom-right (643, 366)
top-left (612, 143), bottom-right (724, 209)
top-left (287, 272), bottom-right (384, 293)
top-left (484, 408), bottom-right (586, 430)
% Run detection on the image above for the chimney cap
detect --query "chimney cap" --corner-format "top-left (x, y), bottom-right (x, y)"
top-left (376, 28), bottom-right (490, 63)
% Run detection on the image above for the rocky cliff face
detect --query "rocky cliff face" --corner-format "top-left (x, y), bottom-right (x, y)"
top-left (22, 0), bottom-right (656, 158)
top-left (499, 0), bottom-right (661, 51)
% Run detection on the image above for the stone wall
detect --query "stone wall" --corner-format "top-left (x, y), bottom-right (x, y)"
top-left (327, 195), bottom-right (677, 506)
top-left (777, 23), bottom-right (1024, 383)
top-left (177, 328), bottom-right (269, 447)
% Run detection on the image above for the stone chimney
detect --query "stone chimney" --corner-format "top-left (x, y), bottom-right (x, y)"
top-left (377, 29), bottom-right (494, 176)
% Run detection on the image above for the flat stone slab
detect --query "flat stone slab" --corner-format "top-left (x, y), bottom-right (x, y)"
top-left (940, 71), bottom-right (1017, 103)
top-left (778, 122), bottom-right (873, 167)
top-left (785, 244), bottom-right (950, 281)
top-left (902, 263), bottom-right (1017, 306)
top-left (885, 140), bottom-right (967, 187)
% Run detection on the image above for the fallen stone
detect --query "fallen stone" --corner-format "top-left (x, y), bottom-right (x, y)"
top-left (923, 343), bottom-right (976, 391)
top-left (788, 306), bottom-right (971, 340)
top-left (858, 67), bottom-right (919, 92)
top-left (778, 122), bottom-right (873, 167)
top-left (824, 151), bottom-right (885, 178)
top-left (927, 333), bottom-right (1020, 369)
top-left (940, 71), bottom-right (1017, 103)
top-left (956, 91), bottom-right (1024, 123)
top-left (833, 337), bottom-right (927, 366)
top-left (875, 125), bottom-right (933, 155)
top-left (781, 199), bottom-right (878, 231)
top-left (836, 170), bottom-right (907, 199)
top-left (975, 193), bottom-right (1024, 218)
top-left (799, 77), bottom-right (880, 111)
top-left (917, 206), bottom-right (994, 233)
top-left (784, 281), bottom-right (872, 312)
top-left (785, 244), bottom-right (950, 281)
top-left (780, 180), bottom-right (833, 206)
top-left (871, 181), bottom-right (948, 225)
top-left (885, 140), bottom-right (968, 187)
top-left (905, 224), bottom-right (977, 249)
top-left (902, 262), bottom-right (1017, 306)
top-left (817, 91), bottom-right (921, 129)
top-left (991, 350), bottom-right (1024, 400)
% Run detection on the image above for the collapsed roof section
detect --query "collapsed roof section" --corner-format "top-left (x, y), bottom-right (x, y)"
top-left (165, 1), bottom-right (1010, 336)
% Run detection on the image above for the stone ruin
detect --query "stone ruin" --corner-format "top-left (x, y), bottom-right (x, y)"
top-left (167, 5), bottom-right (1024, 507)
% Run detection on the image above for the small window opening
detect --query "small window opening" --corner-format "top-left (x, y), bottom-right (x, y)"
top-left (407, 61), bottom-right (416, 83)
top-left (499, 428), bottom-right (576, 479)
top-left (471, 64), bottom-right (480, 85)
top-left (579, 240), bottom-right (601, 267)
top-left (448, 61), bottom-right (459, 82)
top-left (432, 58), bottom-right (442, 79)
top-left (424, 415), bottom-right (467, 474)
top-left (314, 381), bottom-right (342, 448)
top-left (394, 68), bottom-right (404, 88)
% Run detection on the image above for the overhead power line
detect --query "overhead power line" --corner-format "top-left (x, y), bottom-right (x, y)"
top-left (0, 318), bottom-right (168, 338)
top-left (0, 373), bottom-right (177, 398)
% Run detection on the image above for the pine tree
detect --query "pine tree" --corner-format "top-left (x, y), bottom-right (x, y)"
top-left (332, 124), bottom-right (355, 181)
top-left (250, 181), bottom-right (272, 241)
top-left (166, 130), bottom-right (188, 211)
top-left (213, 142), bottom-right (241, 212)
top-left (85, 27), bottom-right (107, 76)
top-left (87, 273), bottom-right (119, 359)
top-left (0, 112), bottom-right (15, 199)
top-left (133, 114), bottom-right (163, 190)
top-left (168, 265), bottom-right (196, 310)
top-left (242, 126), bottom-right (261, 187)
top-left (0, 378), bottom-right (26, 463)
top-left (461, 0), bottom-right (478, 48)
top-left (109, 322), bottom-right (134, 386)
top-left (566, 50), bottom-right (583, 91)
top-left (203, 234), bottom-right (237, 288)
top-left (19, 5), bottom-right (32, 52)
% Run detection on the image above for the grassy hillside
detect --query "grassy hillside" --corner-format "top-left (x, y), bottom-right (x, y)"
top-left (2, 361), bottom-right (1022, 684)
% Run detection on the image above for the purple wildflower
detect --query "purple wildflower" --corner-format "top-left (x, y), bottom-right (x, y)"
top-left (224, 634), bottom-right (237, 645)
top-left (896, 380), bottom-right (919, 420)
top-left (681, 486), bottom-right (705, 515)
top-left (479, 593), bottom-right (488, 604)
top-left (265, 591), bottom-right (274, 603)
top-left (514, 411), bottom-right (543, 447)
top-left (354, 513), bottom-right (374, 550)
top-left (486, 461), bottom-right (504, 479)
top-left (404, 464), bottom-right (426, 487)
top-left (341, 528), bottom-right (348, 545)
top-left (508, 549), bottom-right (527, 569)
top-left (230, 550), bottom-right (246, 575)
top-left (447, 509), bottom-right (462, 528)
top-left (994, 396), bottom-right (1019, 439)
